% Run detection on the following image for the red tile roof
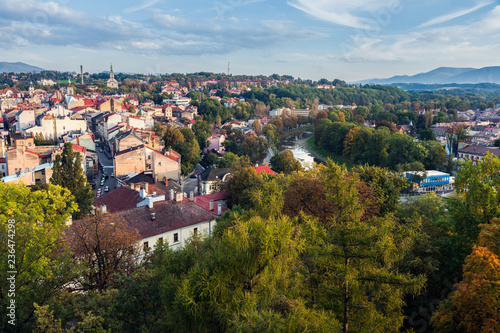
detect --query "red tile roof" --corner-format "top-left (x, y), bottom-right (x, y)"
top-left (113, 199), bottom-right (217, 239)
top-left (252, 165), bottom-right (277, 175)
top-left (93, 186), bottom-right (143, 213)
top-left (192, 191), bottom-right (231, 214)
top-left (72, 144), bottom-right (87, 154)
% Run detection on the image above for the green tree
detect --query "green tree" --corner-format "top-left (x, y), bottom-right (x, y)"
top-left (387, 133), bottom-right (427, 171)
top-left (203, 151), bottom-right (219, 167)
top-left (240, 136), bottom-right (268, 164)
top-left (446, 153), bottom-right (500, 278)
top-left (217, 152), bottom-right (238, 168)
top-left (192, 119), bottom-right (212, 150)
top-left (152, 122), bottom-right (165, 137)
top-left (225, 166), bottom-right (265, 209)
top-left (309, 162), bottom-right (424, 332)
top-left (215, 115), bottom-right (222, 129)
top-left (0, 182), bottom-right (78, 331)
top-left (163, 125), bottom-right (185, 148)
top-left (173, 128), bottom-right (201, 175)
top-left (423, 140), bottom-right (446, 170)
top-left (51, 142), bottom-right (94, 219)
top-left (420, 128), bottom-right (436, 141)
top-left (270, 150), bottom-right (302, 174)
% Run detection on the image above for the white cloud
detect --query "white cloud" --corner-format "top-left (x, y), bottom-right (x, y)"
top-left (288, 0), bottom-right (402, 29)
top-left (417, 1), bottom-right (493, 29)
top-left (123, 0), bottom-right (161, 14)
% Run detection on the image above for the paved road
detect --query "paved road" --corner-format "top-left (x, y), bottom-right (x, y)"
top-left (91, 144), bottom-right (117, 197)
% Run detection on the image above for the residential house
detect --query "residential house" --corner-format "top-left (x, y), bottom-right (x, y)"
top-left (457, 144), bottom-right (500, 163)
top-left (25, 114), bottom-right (88, 142)
top-left (114, 131), bottom-right (144, 153)
top-left (198, 166), bottom-right (232, 195)
top-left (96, 113), bottom-right (122, 141)
top-left (9, 132), bottom-right (35, 148)
top-left (1, 162), bottom-right (53, 185)
top-left (113, 145), bottom-right (181, 182)
top-left (114, 145), bottom-right (147, 178)
top-left (91, 186), bottom-right (223, 253)
top-left (15, 110), bottom-right (36, 133)
top-left (205, 134), bottom-right (225, 154)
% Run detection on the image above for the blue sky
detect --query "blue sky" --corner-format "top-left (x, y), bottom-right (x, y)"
top-left (0, 0), bottom-right (499, 81)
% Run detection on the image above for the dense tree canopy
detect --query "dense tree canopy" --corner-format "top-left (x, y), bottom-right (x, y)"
top-left (51, 142), bottom-right (94, 219)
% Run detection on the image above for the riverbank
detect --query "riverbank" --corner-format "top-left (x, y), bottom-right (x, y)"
top-left (305, 136), bottom-right (353, 170)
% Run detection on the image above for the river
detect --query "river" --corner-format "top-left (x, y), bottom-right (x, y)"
top-left (263, 131), bottom-right (324, 169)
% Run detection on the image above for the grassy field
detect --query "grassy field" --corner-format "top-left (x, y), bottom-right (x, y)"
top-left (305, 136), bottom-right (353, 170)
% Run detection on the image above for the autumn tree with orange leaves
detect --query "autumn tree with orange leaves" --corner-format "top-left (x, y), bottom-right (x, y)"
top-left (431, 218), bottom-right (500, 333)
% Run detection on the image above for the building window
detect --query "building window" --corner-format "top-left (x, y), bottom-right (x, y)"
top-left (173, 233), bottom-right (179, 243)
top-left (148, 155), bottom-right (151, 160)
top-left (143, 242), bottom-right (149, 251)
top-left (193, 228), bottom-right (198, 236)
top-left (158, 162), bottom-right (162, 166)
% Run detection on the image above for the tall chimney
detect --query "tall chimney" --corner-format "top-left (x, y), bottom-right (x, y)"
top-left (169, 189), bottom-right (174, 201)
top-left (80, 65), bottom-right (83, 85)
top-left (209, 200), bottom-right (214, 211)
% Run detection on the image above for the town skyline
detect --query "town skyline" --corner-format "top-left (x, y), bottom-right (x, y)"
top-left (1, 0), bottom-right (500, 81)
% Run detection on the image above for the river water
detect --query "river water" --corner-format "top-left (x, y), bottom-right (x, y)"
top-left (263, 131), bottom-right (324, 169)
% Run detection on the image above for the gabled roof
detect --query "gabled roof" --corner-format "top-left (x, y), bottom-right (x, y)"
top-left (93, 186), bottom-right (143, 213)
top-left (458, 144), bottom-right (500, 157)
top-left (200, 166), bottom-right (233, 182)
top-left (72, 144), bottom-right (87, 154)
top-left (113, 199), bottom-right (217, 239)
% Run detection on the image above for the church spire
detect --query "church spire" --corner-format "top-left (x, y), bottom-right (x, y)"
top-left (110, 64), bottom-right (113, 73)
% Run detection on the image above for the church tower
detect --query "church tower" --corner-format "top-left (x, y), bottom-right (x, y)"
top-left (107, 63), bottom-right (119, 89)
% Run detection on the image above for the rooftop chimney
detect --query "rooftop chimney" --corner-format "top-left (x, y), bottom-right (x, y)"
top-left (175, 191), bottom-right (183, 202)
top-left (143, 182), bottom-right (149, 194)
top-left (100, 205), bottom-right (107, 215)
top-left (217, 204), bottom-right (222, 216)
top-left (190, 191), bottom-right (194, 201)
top-left (209, 200), bottom-right (214, 211)
top-left (151, 211), bottom-right (156, 221)
top-left (169, 189), bottom-right (174, 201)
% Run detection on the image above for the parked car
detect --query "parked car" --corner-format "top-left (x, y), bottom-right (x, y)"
top-left (104, 185), bottom-right (109, 192)
top-left (100, 181), bottom-right (105, 186)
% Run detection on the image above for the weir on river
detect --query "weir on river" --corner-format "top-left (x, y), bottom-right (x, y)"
top-left (263, 131), bottom-right (324, 169)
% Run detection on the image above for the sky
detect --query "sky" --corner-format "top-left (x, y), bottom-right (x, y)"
top-left (1, 0), bottom-right (499, 81)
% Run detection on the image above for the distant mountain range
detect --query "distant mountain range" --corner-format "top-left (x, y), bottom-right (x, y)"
top-left (0, 62), bottom-right (44, 73)
top-left (355, 66), bottom-right (500, 85)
